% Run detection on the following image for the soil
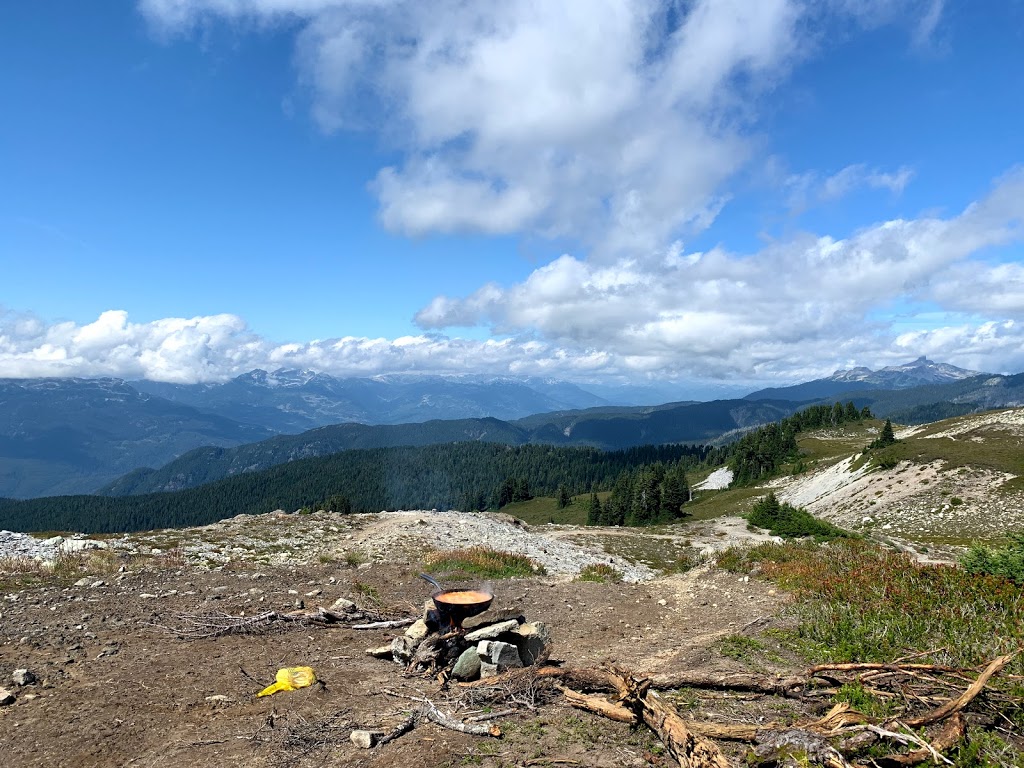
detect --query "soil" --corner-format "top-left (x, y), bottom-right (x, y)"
top-left (0, 537), bottom-right (798, 768)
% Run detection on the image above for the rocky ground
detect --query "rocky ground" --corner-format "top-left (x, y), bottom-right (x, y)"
top-left (0, 513), bottom-right (796, 768)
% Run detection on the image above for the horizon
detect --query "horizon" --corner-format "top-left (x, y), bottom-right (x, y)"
top-left (2, 2), bottom-right (1023, 389)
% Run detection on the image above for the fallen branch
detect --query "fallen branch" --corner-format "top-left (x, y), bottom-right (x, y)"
top-left (877, 713), bottom-right (966, 767)
top-left (901, 651), bottom-right (1018, 728)
top-left (808, 662), bottom-right (959, 675)
top-left (350, 619), bottom-right (415, 630)
top-left (376, 713), bottom-right (418, 746)
top-left (465, 709), bottom-right (518, 723)
top-left (421, 698), bottom-right (502, 737)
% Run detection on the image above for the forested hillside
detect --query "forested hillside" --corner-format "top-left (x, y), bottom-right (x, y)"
top-left (0, 442), bottom-right (712, 534)
top-left (101, 398), bottom-right (802, 496)
top-left (0, 400), bottom-right (877, 534)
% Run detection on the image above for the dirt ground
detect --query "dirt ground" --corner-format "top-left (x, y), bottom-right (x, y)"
top-left (0, 555), bottom-right (800, 768)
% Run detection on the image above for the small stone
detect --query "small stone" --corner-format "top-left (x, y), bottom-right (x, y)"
top-left (657, 599), bottom-right (667, 606)
top-left (205, 694), bottom-right (231, 703)
top-left (404, 619), bottom-right (429, 642)
top-left (329, 597), bottom-right (357, 613)
top-left (305, 589), bottom-right (322, 598)
top-left (350, 729), bottom-right (383, 749)
top-left (139, 593), bottom-right (158, 599)
top-left (477, 640), bottom-right (523, 670)
top-left (366, 645), bottom-right (394, 659)
top-left (12, 669), bottom-right (35, 686)
top-left (422, 598), bottom-right (437, 621)
top-left (0, 687), bottom-right (14, 706)
top-left (451, 647), bottom-right (482, 681)
top-left (391, 635), bottom-right (418, 662)
top-left (464, 619), bottom-right (520, 642)
top-left (73, 578), bottom-right (92, 587)
top-left (511, 621), bottom-right (551, 666)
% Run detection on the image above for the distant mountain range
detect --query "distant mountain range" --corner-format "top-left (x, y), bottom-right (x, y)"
top-left (0, 378), bottom-right (272, 498)
top-left (3, 358), bottom-right (1021, 500)
top-left (743, 357), bottom-right (982, 402)
top-left (134, 369), bottom-right (610, 431)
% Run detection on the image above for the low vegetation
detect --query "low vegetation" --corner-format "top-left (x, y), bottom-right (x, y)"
top-left (424, 546), bottom-right (545, 579)
top-left (961, 533), bottom-right (1024, 585)
top-left (746, 492), bottom-right (848, 541)
top-left (576, 563), bottom-right (623, 583)
top-left (719, 539), bottom-right (1024, 675)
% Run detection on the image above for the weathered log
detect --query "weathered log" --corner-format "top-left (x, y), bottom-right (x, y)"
top-left (751, 729), bottom-right (855, 768)
top-left (901, 651), bottom-right (1018, 728)
top-left (649, 670), bottom-right (808, 697)
top-left (640, 689), bottom-right (732, 768)
top-left (558, 686), bottom-right (637, 724)
top-left (598, 666), bottom-right (731, 768)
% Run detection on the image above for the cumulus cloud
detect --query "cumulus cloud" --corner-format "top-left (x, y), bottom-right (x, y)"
top-left (5, 167), bottom-right (1017, 388)
top-left (139, 0), bottom-right (941, 257)
top-left (413, 168), bottom-right (1024, 381)
top-left (0, 308), bottom-right (622, 384)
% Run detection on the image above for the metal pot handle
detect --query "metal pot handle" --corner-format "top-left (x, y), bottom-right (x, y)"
top-left (419, 572), bottom-right (444, 592)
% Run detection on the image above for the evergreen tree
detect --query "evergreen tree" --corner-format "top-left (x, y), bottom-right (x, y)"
top-left (587, 492), bottom-right (602, 526)
top-left (831, 402), bottom-right (844, 426)
top-left (629, 467), bottom-right (660, 525)
top-left (844, 401), bottom-right (859, 421)
top-left (557, 485), bottom-right (571, 509)
top-left (606, 472), bottom-right (631, 526)
top-left (660, 466), bottom-right (689, 520)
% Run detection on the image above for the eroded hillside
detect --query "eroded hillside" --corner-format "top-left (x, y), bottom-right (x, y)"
top-left (774, 408), bottom-right (1024, 555)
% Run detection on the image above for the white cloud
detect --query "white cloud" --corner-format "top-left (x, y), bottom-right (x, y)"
top-left (139, 0), bottom-right (940, 257)
top-left (413, 167), bottom-right (1024, 380)
top-left (783, 163), bottom-right (915, 211)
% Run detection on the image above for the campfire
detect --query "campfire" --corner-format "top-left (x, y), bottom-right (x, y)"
top-left (367, 573), bottom-right (549, 682)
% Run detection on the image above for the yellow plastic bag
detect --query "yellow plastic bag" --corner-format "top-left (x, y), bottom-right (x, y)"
top-left (256, 666), bottom-right (316, 697)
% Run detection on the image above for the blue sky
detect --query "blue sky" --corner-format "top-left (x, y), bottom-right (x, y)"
top-left (1, 1), bottom-right (1023, 392)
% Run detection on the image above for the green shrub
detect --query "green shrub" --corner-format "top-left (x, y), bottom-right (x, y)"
top-left (960, 533), bottom-right (1024, 585)
top-left (747, 492), bottom-right (848, 541)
